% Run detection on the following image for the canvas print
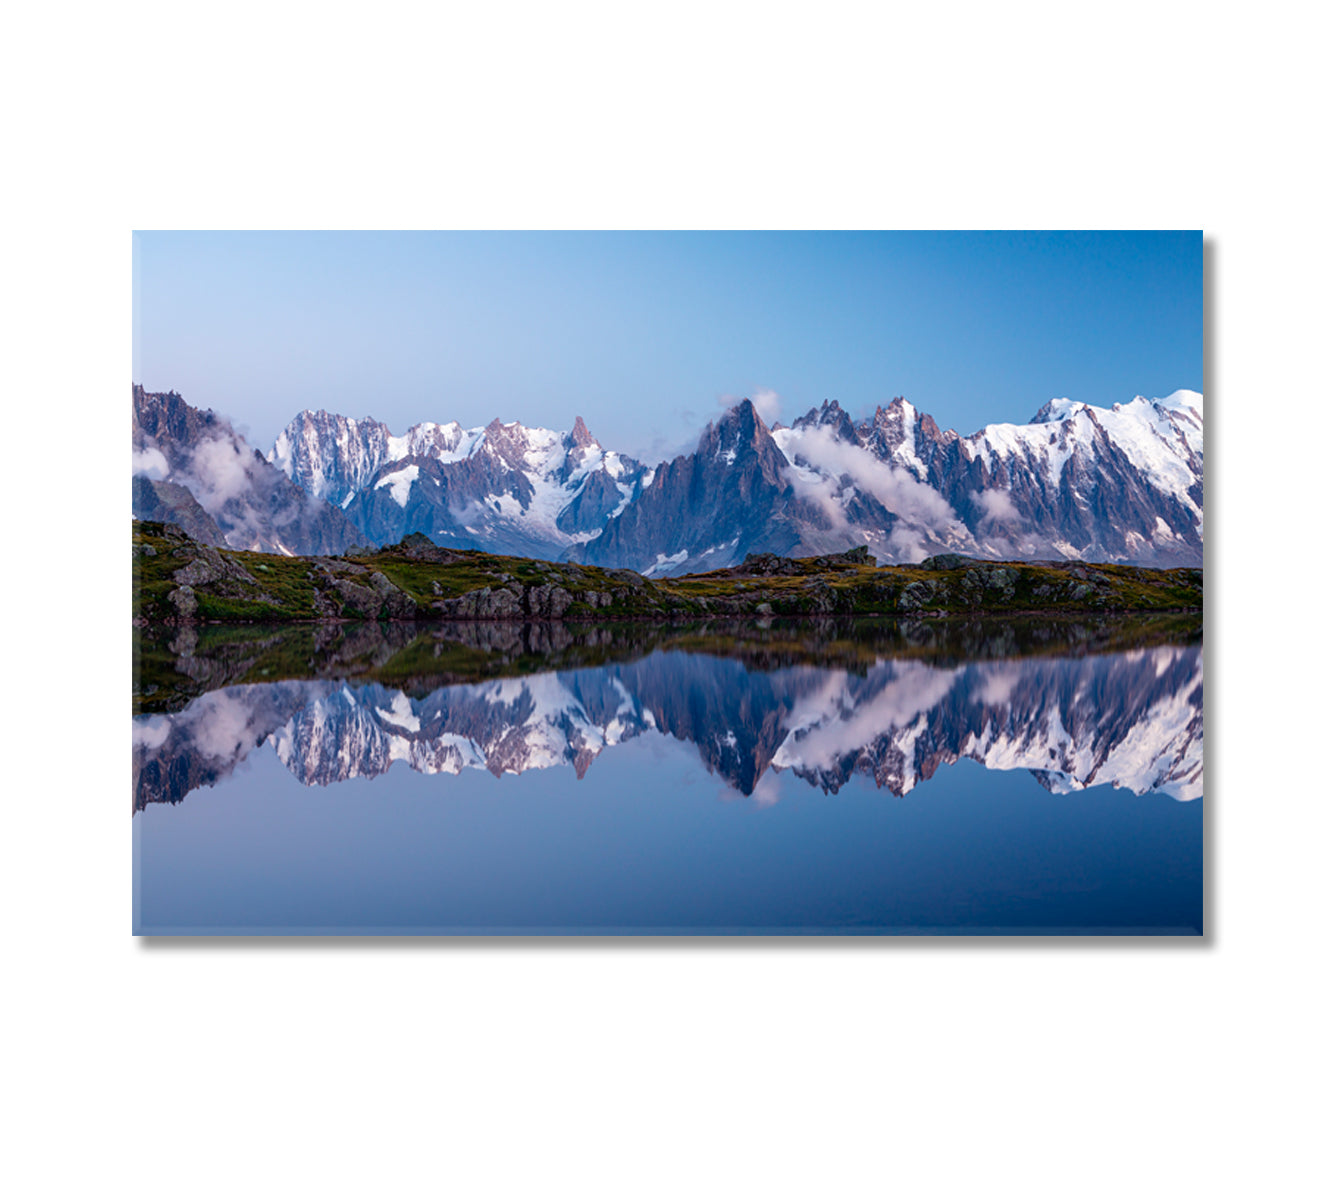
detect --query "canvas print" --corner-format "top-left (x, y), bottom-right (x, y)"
top-left (132, 231), bottom-right (1204, 935)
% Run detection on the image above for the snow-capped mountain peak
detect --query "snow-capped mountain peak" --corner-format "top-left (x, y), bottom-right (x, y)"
top-left (768, 391), bottom-right (1205, 567)
top-left (268, 408), bottom-right (649, 558)
top-left (1028, 396), bottom-right (1092, 424)
top-left (249, 388), bottom-right (1203, 570)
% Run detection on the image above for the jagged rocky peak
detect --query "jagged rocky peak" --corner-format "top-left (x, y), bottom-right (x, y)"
top-left (793, 398), bottom-right (859, 443)
top-left (869, 395), bottom-right (915, 439)
top-left (133, 384), bottom-right (180, 419)
top-left (561, 414), bottom-right (607, 480)
top-left (714, 400), bottom-right (796, 488)
top-left (133, 383), bottom-right (184, 411)
top-left (579, 397), bottom-right (824, 576)
top-left (132, 386), bottom-right (361, 556)
top-left (703, 398), bottom-right (781, 463)
top-left (133, 385), bottom-right (225, 449)
top-left (569, 415), bottom-right (598, 450)
top-left (476, 416), bottom-right (570, 473)
top-left (481, 416), bottom-right (528, 466)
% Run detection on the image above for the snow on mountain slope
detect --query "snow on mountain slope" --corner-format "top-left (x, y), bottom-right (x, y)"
top-left (270, 412), bottom-right (392, 506)
top-left (270, 410), bottom-right (648, 558)
top-left (262, 389), bottom-right (1203, 568)
top-left (777, 392), bottom-right (1204, 565)
top-left (975, 391), bottom-right (1203, 522)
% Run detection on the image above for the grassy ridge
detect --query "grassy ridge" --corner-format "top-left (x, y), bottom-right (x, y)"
top-left (133, 521), bottom-right (1203, 626)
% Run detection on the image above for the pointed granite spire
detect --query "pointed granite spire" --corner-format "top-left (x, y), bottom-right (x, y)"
top-left (569, 415), bottom-right (598, 449)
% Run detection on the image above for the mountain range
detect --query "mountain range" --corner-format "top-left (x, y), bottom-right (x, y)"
top-left (132, 386), bottom-right (361, 555)
top-left (132, 385), bottom-right (1204, 569)
top-left (133, 644), bottom-right (1203, 810)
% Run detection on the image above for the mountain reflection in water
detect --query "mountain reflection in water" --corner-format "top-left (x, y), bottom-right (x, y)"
top-left (133, 623), bottom-right (1202, 811)
top-left (133, 619), bottom-right (1203, 934)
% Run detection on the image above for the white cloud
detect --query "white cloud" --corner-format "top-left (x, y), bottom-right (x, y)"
top-left (778, 424), bottom-right (962, 535)
top-left (887, 524), bottom-right (931, 563)
top-left (751, 388), bottom-right (782, 423)
top-left (783, 460), bottom-right (849, 530)
top-left (751, 771), bottom-right (783, 808)
top-left (971, 664), bottom-right (1023, 707)
top-left (190, 691), bottom-right (269, 762)
top-left (971, 487), bottom-right (1020, 525)
top-left (175, 433), bottom-right (304, 549)
top-left (132, 446), bottom-right (169, 480)
top-left (185, 436), bottom-right (255, 509)
top-left (718, 387), bottom-right (782, 424)
top-left (132, 716), bottom-right (171, 750)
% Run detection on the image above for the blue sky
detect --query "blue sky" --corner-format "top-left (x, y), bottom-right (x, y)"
top-left (134, 231), bottom-right (1202, 460)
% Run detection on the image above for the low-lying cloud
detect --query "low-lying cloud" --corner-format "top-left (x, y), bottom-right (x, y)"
top-left (783, 425), bottom-right (959, 528)
top-left (718, 386), bottom-right (783, 425)
top-left (777, 424), bottom-right (966, 560)
top-left (971, 487), bottom-right (1020, 525)
top-left (132, 446), bottom-right (169, 480)
top-left (970, 663), bottom-right (1023, 707)
top-left (185, 437), bottom-right (257, 509)
top-left (132, 716), bottom-right (171, 750)
top-left (176, 433), bottom-right (315, 551)
top-left (751, 388), bottom-right (782, 423)
top-left (190, 691), bottom-right (273, 763)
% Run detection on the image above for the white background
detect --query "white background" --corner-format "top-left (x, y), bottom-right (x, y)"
top-left (3, 2), bottom-right (1330, 1196)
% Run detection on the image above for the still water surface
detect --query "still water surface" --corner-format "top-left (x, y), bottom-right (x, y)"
top-left (133, 619), bottom-right (1203, 934)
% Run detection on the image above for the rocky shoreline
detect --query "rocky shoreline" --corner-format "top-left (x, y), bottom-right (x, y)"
top-left (133, 521), bottom-right (1204, 626)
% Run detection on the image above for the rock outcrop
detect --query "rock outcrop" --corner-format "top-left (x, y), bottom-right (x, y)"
top-left (133, 521), bottom-right (1204, 627)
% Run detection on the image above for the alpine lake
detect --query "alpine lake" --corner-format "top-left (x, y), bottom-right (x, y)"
top-left (133, 614), bottom-right (1203, 935)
